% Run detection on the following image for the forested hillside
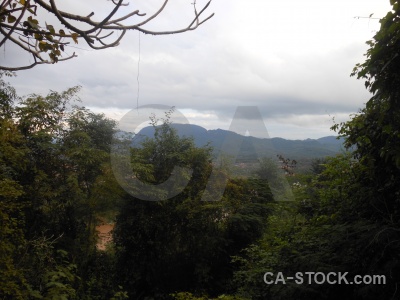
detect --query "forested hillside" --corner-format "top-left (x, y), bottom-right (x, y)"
top-left (1, 1), bottom-right (400, 299)
top-left (0, 75), bottom-right (275, 299)
top-left (133, 124), bottom-right (345, 160)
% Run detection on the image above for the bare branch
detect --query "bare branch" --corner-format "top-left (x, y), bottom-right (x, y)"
top-left (0, 0), bottom-right (214, 70)
top-left (111, 0), bottom-right (129, 6)
top-left (133, 0), bottom-right (169, 27)
top-left (187, 0), bottom-right (212, 29)
top-left (0, 51), bottom-right (77, 71)
top-left (105, 10), bottom-right (146, 25)
top-left (48, 0), bottom-right (86, 36)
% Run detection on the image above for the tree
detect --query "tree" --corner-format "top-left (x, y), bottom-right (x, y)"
top-left (233, 3), bottom-right (400, 298)
top-left (328, 2), bottom-right (400, 297)
top-left (333, 0), bottom-right (400, 224)
top-left (0, 0), bottom-right (214, 71)
top-left (0, 76), bottom-right (129, 297)
top-left (114, 113), bottom-right (215, 297)
top-left (113, 114), bottom-right (274, 298)
top-left (0, 73), bottom-right (30, 299)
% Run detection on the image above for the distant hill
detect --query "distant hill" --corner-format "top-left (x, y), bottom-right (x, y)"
top-left (132, 123), bottom-right (345, 161)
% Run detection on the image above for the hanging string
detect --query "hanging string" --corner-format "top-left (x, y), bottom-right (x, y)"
top-left (136, 31), bottom-right (141, 112)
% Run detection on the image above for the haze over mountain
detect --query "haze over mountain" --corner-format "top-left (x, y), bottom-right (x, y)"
top-left (132, 124), bottom-right (345, 161)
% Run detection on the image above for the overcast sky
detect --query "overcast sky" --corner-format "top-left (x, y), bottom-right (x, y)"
top-left (3, 0), bottom-right (392, 139)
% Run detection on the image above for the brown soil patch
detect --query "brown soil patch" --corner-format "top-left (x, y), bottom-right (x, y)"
top-left (96, 223), bottom-right (114, 251)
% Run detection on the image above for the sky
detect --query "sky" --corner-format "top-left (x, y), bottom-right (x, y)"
top-left (2, 0), bottom-right (393, 139)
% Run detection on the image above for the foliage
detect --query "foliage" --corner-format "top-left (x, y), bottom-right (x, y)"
top-left (0, 73), bottom-right (30, 299)
top-left (0, 74), bottom-right (126, 298)
top-left (2, 75), bottom-right (277, 299)
top-left (328, 2), bottom-right (400, 297)
top-left (333, 1), bottom-right (400, 219)
top-left (171, 292), bottom-right (248, 300)
top-left (5, 5), bottom-right (400, 294)
top-left (232, 154), bottom-right (385, 300)
top-left (228, 3), bottom-right (400, 298)
top-left (113, 113), bottom-right (274, 298)
top-left (309, 157), bottom-right (327, 175)
top-left (254, 157), bottom-right (281, 186)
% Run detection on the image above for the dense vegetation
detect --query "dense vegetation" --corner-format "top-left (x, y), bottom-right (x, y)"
top-left (0, 79), bottom-right (125, 299)
top-left (1, 1), bottom-right (400, 299)
top-left (0, 74), bottom-right (274, 299)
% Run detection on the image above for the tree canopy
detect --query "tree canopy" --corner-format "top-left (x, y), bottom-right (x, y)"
top-left (0, 73), bottom-right (126, 298)
top-left (113, 111), bottom-right (274, 298)
top-left (233, 2), bottom-right (400, 299)
top-left (2, 1), bottom-right (400, 299)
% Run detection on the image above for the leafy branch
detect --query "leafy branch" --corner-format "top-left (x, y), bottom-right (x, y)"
top-left (0, 0), bottom-right (214, 71)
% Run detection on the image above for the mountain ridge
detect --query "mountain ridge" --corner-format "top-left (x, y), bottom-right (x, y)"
top-left (132, 123), bottom-right (345, 160)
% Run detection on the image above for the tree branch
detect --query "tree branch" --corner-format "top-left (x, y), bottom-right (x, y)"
top-left (0, 0), bottom-right (29, 47)
top-left (0, 0), bottom-right (214, 70)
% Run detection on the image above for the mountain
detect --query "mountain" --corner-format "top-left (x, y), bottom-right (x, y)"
top-left (132, 123), bottom-right (345, 160)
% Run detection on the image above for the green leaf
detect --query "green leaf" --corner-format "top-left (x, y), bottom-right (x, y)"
top-left (38, 41), bottom-right (51, 52)
top-left (7, 15), bottom-right (16, 23)
top-left (388, 21), bottom-right (400, 34)
top-left (26, 17), bottom-right (39, 29)
top-left (45, 34), bottom-right (54, 41)
top-left (34, 33), bottom-right (43, 41)
top-left (46, 23), bottom-right (56, 35)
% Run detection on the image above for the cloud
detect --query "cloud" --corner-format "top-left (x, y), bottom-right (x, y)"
top-left (4, 0), bottom-right (392, 139)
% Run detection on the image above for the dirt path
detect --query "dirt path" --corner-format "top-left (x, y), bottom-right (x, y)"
top-left (96, 223), bottom-right (114, 251)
